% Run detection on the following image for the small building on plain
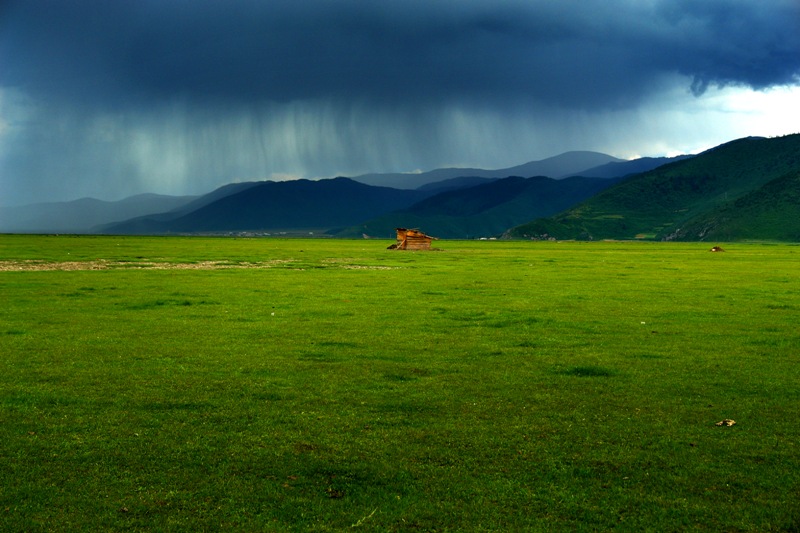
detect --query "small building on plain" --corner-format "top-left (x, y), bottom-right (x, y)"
top-left (389, 228), bottom-right (437, 250)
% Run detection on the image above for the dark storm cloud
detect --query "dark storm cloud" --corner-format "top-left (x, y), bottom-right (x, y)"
top-left (2, 0), bottom-right (798, 110)
top-left (1, 0), bottom-right (799, 206)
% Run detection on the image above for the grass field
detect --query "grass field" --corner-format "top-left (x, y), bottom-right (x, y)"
top-left (1, 235), bottom-right (799, 531)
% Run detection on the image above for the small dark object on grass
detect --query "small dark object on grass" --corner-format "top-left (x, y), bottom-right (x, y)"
top-left (715, 419), bottom-right (736, 426)
top-left (326, 487), bottom-right (345, 499)
top-left (710, 246), bottom-right (725, 252)
top-left (562, 365), bottom-right (615, 377)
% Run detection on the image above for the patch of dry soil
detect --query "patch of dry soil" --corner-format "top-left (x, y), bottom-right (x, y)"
top-left (0, 260), bottom-right (294, 271)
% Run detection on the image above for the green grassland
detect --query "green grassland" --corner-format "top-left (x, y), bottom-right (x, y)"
top-left (1, 235), bottom-right (799, 531)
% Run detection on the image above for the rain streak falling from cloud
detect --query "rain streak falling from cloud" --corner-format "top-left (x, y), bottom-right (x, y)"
top-left (0, 0), bottom-right (798, 204)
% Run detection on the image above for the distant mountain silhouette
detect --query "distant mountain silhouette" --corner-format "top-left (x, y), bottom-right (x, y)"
top-left (566, 155), bottom-right (694, 179)
top-left (93, 181), bottom-right (264, 233)
top-left (336, 175), bottom-right (622, 239)
top-left (101, 178), bottom-right (432, 234)
top-left (167, 181), bottom-right (263, 215)
top-left (352, 151), bottom-right (623, 189)
top-left (416, 176), bottom-right (499, 193)
top-left (411, 155), bottom-right (694, 194)
top-left (19, 138), bottom-right (793, 241)
top-left (0, 193), bottom-right (197, 234)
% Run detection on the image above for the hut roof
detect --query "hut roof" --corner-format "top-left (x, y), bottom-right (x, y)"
top-left (391, 227), bottom-right (437, 250)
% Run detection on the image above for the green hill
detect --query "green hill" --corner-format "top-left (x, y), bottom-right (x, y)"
top-left (336, 176), bottom-right (620, 239)
top-left (506, 134), bottom-right (800, 241)
top-left (669, 169), bottom-right (800, 241)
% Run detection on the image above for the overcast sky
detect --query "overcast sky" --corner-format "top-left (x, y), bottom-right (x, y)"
top-left (1, 0), bottom-right (799, 205)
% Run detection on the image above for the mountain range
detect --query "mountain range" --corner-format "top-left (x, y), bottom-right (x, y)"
top-left (1, 151), bottom-right (672, 235)
top-left (507, 134), bottom-right (800, 241)
top-left (335, 176), bottom-right (623, 239)
top-left (100, 178), bottom-right (431, 235)
top-left (2, 135), bottom-right (798, 241)
top-left (98, 152), bottom-right (685, 236)
top-left (0, 194), bottom-right (197, 234)
top-left (351, 151), bottom-right (623, 189)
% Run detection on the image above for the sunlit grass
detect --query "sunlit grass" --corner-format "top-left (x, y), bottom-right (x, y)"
top-left (1, 235), bottom-right (799, 530)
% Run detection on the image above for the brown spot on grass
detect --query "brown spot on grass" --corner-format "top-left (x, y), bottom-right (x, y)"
top-left (0, 259), bottom-right (293, 271)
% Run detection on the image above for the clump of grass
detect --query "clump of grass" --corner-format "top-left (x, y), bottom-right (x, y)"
top-left (560, 365), bottom-right (617, 377)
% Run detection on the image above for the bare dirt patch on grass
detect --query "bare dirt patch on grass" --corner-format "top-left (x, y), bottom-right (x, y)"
top-left (321, 258), bottom-right (398, 270)
top-left (0, 259), bottom-right (400, 271)
top-left (0, 260), bottom-right (295, 271)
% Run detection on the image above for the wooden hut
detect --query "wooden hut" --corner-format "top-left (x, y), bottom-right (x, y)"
top-left (390, 228), bottom-right (437, 250)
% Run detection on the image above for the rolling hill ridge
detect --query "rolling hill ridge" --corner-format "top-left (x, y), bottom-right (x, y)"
top-left (95, 150), bottom-right (660, 235)
top-left (2, 150), bottom-right (637, 234)
top-left (351, 151), bottom-right (623, 189)
top-left (336, 176), bottom-right (622, 239)
top-left (666, 169), bottom-right (800, 241)
top-left (6, 136), bottom-right (798, 241)
top-left (507, 134), bottom-right (800, 241)
top-left (0, 194), bottom-right (198, 234)
top-left (101, 178), bottom-right (433, 234)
